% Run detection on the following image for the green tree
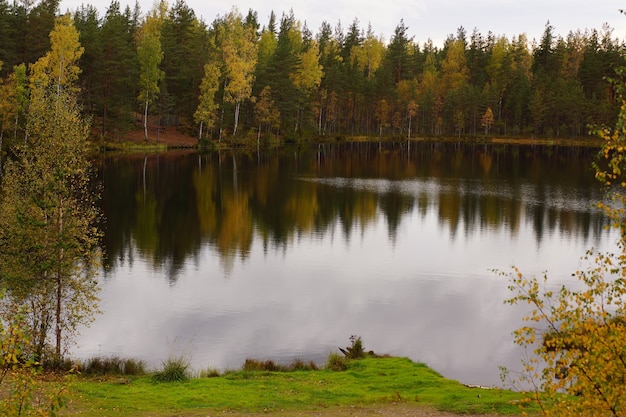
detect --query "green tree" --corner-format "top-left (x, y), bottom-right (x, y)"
top-left (505, 34), bottom-right (532, 135)
top-left (0, 14), bottom-right (100, 362)
top-left (254, 11), bottom-right (277, 93)
top-left (267, 11), bottom-right (301, 134)
top-left (384, 20), bottom-right (412, 84)
top-left (501, 62), bottom-right (626, 415)
top-left (136, 6), bottom-right (165, 141)
top-left (74, 4), bottom-right (103, 120)
top-left (0, 64), bottom-right (28, 172)
top-left (23, 0), bottom-right (59, 68)
top-left (98, 1), bottom-right (139, 138)
top-left (160, 0), bottom-right (207, 123)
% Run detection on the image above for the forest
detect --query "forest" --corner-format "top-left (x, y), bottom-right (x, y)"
top-left (0, 0), bottom-right (624, 148)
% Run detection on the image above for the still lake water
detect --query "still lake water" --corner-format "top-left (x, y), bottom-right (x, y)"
top-left (76, 142), bottom-right (616, 386)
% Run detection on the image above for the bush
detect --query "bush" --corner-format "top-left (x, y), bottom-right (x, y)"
top-left (339, 335), bottom-right (366, 359)
top-left (152, 357), bottom-right (190, 382)
top-left (42, 356), bottom-right (75, 372)
top-left (325, 353), bottom-right (347, 371)
top-left (197, 367), bottom-right (221, 378)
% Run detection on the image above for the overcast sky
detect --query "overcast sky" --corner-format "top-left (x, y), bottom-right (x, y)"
top-left (59, 0), bottom-right (625, 47)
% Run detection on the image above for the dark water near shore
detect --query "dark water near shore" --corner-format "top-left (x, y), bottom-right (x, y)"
top-left (75, 142), bottom-right (615, 386)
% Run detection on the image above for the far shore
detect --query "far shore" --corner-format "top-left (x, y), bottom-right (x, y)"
top-left (94, 125), bottom-right (604, 153)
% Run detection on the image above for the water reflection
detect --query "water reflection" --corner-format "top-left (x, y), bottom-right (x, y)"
top-left (82, 143), bottom-right (614, 385)
top-left (97, 143), bottom-right (605, 277)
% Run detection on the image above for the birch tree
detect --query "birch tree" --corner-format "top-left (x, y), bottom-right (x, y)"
top-left (481, 107), bottom-right (494, 135)
top-left (217, 8), bottom-right (257, 137)
top-left (0, 14), bottom-right (100, 362)
top-left (194, 62), bottom-right (220, 141)
top-left (136, 8), bottom-right (164, 141)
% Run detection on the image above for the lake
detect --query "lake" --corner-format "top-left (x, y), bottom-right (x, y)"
top-left (76, 141), bottom-right (616, 386)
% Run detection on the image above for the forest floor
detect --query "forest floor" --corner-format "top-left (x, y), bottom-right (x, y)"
top-left (115, 125), bottom-right (198, 147)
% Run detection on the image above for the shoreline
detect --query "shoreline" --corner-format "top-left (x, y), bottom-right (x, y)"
top-left (94, 129), bottom-right (604, 154)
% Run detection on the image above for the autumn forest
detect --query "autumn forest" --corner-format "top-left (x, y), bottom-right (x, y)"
top-left (0, 0), bottom-right (624, 147)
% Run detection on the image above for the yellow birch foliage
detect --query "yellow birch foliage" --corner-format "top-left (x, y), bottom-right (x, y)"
top-left (291, 41), bottom-right (323, 93)
top-left (481, 107), bottom-right (494, 134)
top-left (29, 14), bottom-right (83, 98)
top-left (194, 63), bottom-right (220, 133)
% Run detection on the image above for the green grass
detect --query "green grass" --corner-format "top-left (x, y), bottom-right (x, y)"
top-left (98, 141), bottom-right (170, 152)
top-left (60, 357), bottom-right (528, 416)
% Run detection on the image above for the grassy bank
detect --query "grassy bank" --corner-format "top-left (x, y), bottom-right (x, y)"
top-left (56, 356), bottom-right (527, 416)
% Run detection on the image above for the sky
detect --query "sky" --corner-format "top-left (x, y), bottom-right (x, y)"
top-left (59, 0), bottom-right (626, 47)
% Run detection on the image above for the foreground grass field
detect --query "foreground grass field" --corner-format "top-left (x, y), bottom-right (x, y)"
top-left (58, 357), bottom-right (527, 416)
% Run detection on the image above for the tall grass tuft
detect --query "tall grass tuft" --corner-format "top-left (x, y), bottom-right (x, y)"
top-left (152, 357), bottom-right (190, 382)
top-left (123, 358), bottom-right (147, 375)
top-left (81, 356), bottom-right (146, 376)
top-left (242, 358), bottom-right (319, 372)
top-left (290, 358), bottom-right (318, 371)
top-left (243, 358), bottom-right (283, 372)
top-left (197, 367), bottom-right (221, 378)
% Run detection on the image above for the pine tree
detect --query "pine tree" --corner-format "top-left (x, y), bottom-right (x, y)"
top-left (99, 0), bottom-right (139, 137)
top-left (160, 0), bottom-right (207, 123)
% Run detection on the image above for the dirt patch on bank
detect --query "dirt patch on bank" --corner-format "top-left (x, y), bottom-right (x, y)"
top-left (171, 404), bottom-right (513, 416)
top-left (112, 125), bottom-right (198, 148)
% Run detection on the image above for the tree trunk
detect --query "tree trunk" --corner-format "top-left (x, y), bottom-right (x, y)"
top-left (55, 203), bottom-right (64, 360)
top-left (13, 112), bottom-right (19, 141)
top-left (143, 97), bottom-right (149, 141)
top-left (233, 101), bottom-right (240, 137)
top-left (0, 129), bottom-right (3, 176)
top-left (219, 108), bottom-right (224, 142)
